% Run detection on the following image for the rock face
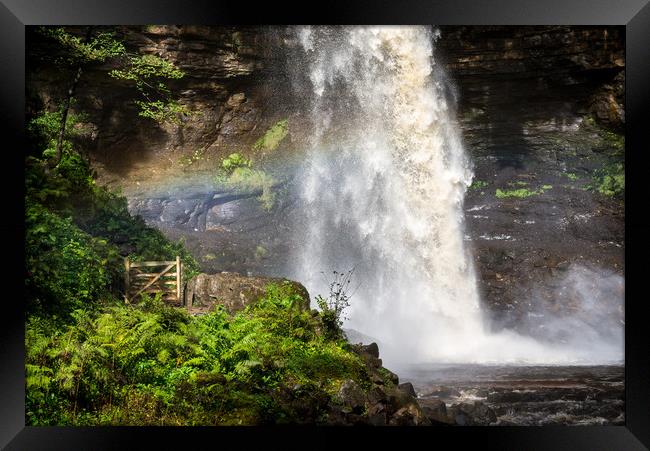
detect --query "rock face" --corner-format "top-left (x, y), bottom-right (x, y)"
top-left (26, 25), bottom-right (293, 186)
top-left (433, 26), bottom-right (625, 333)
top-left (184, 272), bottom-right (310, 313)
top-left (325, 342), bottom-right (433, 426)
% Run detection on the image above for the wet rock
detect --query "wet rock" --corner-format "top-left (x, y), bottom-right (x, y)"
top-left (388, 404), bottom-right (431, 426)
top-left (422, 385), bottom-right (461, 399)
top-left (336, 379), bottom-right (367, 414)
top-left (184, 272), bottom-right (310, 313)
top-left (398, 382), bottom-right (417, 398)
top-left (447, 401), bottom-right (497, 426)
top-left (361, 342), bottom-right (380, 359)
top-left (367, 410), bottom-right (388, 426)
top-left (384, 369), bottom-right (399, 386)
top-left (367, 386), bottom-right (388, 405)
top-left (418, 398), bottom-right (451, 425)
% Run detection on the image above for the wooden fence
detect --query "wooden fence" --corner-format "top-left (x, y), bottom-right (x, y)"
top-left (124, 256), bottom-right (183, 304)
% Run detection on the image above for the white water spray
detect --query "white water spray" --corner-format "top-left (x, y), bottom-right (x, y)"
top-left (289, 26), bottom-right (623, 366)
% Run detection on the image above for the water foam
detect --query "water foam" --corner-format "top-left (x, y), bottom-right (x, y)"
top-left (288, 26), bottom-right (623, 367)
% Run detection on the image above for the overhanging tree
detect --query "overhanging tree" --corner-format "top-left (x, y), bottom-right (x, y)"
top-left (35, 26), bottom-right (189, 169)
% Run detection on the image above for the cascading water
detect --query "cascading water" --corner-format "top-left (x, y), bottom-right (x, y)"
top-left (288, 26), bottom-right (623, 367)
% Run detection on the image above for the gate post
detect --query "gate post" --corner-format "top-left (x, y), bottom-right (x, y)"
top-left (176, 255), bottom-right (181, 303)
top-left (124, 257), bottom-right (131, 303)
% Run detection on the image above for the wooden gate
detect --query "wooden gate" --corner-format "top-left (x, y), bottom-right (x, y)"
top-left (124, 256), bottom-right (183, 305)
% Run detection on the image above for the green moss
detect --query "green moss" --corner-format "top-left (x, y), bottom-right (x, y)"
top-left (254, 245), bottom-right (268, 261)
top-left (507, 181), bottom-right (528, 187)
top-left (252, 119), bottom-right (289, 152)
top-left (602, 130), bottom-right (625, 154)
top-left (495, 188), bottom-right (539, 199)
top-left (469, 180), bottom-right (488, 190)
top-left (541, 185), bottom-right (553, 191)
top-left (216, 167), bottom-right (277, 211)
top-left (221, 153), bottom-right (252, 174)
top-left (564, 173), bottom-right (579, 181)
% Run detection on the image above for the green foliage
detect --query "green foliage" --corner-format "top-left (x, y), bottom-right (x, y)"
top-left (25, 112), bottom-right (200, 309)
top-left (25, 203), bottom-right (121, 318)
top-left (315, 270), bottom-right (354, 341)
top-left (26, 283), bottom-right (367, 425)
top-left (27, 108), bottom-right (91, 163)
top-left (178, 147), bottom-right (207, 168)
top-left (39, 27), bottom-right (125, 66)
top-left (495, 188), bottom-right (538, 199)
top-left (469, 180), bottom-right (488, 190)
top-left (495, 184), bottom-right (552, 199)
top-left (221, 153), bottom-right (252, 174)
top-left (28, 109), bottom-right (87, 150)
top-left (38, 27), bottom-right (190, 127)
top-left (110, 54), bottom-right (188, 124)
top-left (133, 99), bottom-right (189, 124)
top-left (77, 187), bottom-right (200, 280)
top-left (252, 119), bottom-right (289, 152)
top-left (110, 54), bottom-right (184, 83)
top-left (589, 163), bottom-right (624, 197)
top-left (564, 172), bottom-right (579, 181)
top-left (602, 130), bottom-right (625, 155)
top-left (215, 167), bottom-right (277, 211)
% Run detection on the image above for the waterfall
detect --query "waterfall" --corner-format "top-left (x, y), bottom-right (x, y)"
top-left (287, 26), bottom-right (623, 367)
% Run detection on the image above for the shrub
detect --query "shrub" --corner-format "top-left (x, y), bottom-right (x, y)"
top-left (315, 270), bottom-right (355, 341)
top-left (26, 282), bottom-right (368, 425)
top-left (221, 153), bottom-right (252, 174)
top-left (25, 202), bottom-right (121, 317)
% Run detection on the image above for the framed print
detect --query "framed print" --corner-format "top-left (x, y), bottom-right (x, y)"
top-left (2, 0), bottom-right (649, 449)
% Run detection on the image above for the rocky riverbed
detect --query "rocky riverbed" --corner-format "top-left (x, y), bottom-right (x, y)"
top-left (402, 364), bottom-right (624, 426)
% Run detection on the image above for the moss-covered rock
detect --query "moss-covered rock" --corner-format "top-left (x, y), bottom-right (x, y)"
top-left (185, 272), bottom-right (310, 313)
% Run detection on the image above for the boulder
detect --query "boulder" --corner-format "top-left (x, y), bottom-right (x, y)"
top-left (418, 398), bottom-right (452, 425)
top-left (384, 369), bottom-right (399, 386)
top-left (398, 382), bottom-right (417, 398)
top-left (361, 342), bottom-right (380, 358)
top-left (388, 404), bottom-right (431, 426)
top-left (367, 386), bottom-right (388, 405)
top-left (386, 385), bottom-right (415, 412)
top-left (336, 380), bottom-right (367, 414)
top-left (184, 272), bottom-right (310, 313)
top-left (447, 401), bottom-right (497, 426)
top-left (367, 411), bottom-right (388, 426)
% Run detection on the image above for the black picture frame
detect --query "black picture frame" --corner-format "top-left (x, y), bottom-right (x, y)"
top-left (2, 0), bottom-right (648, 449)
